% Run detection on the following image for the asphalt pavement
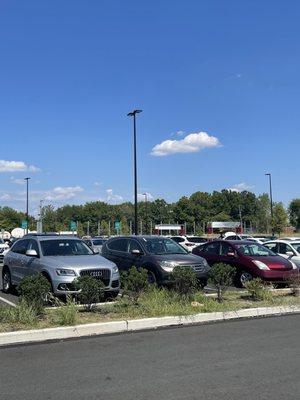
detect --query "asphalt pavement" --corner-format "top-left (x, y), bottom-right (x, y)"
top-left (0, 315), bottom-right (299, 400)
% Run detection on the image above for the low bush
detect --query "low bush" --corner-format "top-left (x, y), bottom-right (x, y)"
top-left (0, 300), bottom-right (38, 326)
top-left (208, 263), bottom-right (235, 302)
top-left (244, 278), bottom-right (272, 301)
top-left (18, 274), bottom-right (51, 314)
top-left (286, 272), bottom-right (300, 296)
top-left (55, 296), bottom-right (78, 326)
top-left (121, 266), bottom-right (149, 302)
top-left (171, 266), bottom-right (198, 297)
top-left (75, 276), bottom-right (105, 311)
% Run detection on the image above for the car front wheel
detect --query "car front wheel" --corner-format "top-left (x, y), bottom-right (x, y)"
top-left (2, 268), bottom-right (12, 293)
top-left (238, 270), bottom-right (253, 288)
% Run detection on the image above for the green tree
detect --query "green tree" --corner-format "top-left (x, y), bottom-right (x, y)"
top-left (288, 199), bottom-right (300, 230)
top-left (271, 202), bottom-right (288, 235)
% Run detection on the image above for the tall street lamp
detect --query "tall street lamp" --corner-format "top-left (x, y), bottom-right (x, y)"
top-left (127, 109), bottom-right (142, 235)
top-left (265, 173), bottom-right (274, 234)
top-left (24, 177), bottom-right (31, 234)
top-left (143, 193), bottom-right (148, 235)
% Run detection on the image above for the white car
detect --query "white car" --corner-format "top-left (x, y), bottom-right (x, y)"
top-left (0, 239), bottom-right (10, 263)
top-left (170, 236), bottom-right (207, 252)
top-left (264, 240), bottom-right (300, 269)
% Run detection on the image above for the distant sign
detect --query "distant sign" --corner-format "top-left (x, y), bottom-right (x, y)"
top-left (114, 221), bottom-right (121, 231)
top-left (70, 221), bottom-right (77, 231)
top-left (21, 220), bottom-right (28, 229)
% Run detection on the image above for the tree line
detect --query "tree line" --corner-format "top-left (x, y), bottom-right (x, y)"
top-left (1, 190), bottom-right (299, 236)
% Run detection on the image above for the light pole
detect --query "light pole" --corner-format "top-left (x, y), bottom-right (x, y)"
top-left (24, 177), bottom-right (31, 234)
top-left (143, 193), bottom-right (148, 235)
top-left (127, 109), bottom-right (142, 235)
top-left (265, 173), bottom-right (274, 234)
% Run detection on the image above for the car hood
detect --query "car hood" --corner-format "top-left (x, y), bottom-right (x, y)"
top-left (152, 253), bottom-right (206, 265)
top-left (41, 254), bottom-right (116, 270)
top-left (248, 255), bottom-right (293, 270)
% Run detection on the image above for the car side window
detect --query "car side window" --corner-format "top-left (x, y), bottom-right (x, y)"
top-left (203, 242), bottom-right (220, 255)
top-left (279, 243), bottom-right (293, 255)
top-left (108, 238), bottom-right (128, 252)
top-left (28, 239), bottom-right (40, 256)
top-left (128, 240), bottom-right (143, 253)
top-left (220, 242), bottom-right (234, 256)
top-left (172, 237), bottom-right (185, 243)
top-left (11, 239), bottom-right (29, 255)
top-left (264, 243), bottom-right (278, 252)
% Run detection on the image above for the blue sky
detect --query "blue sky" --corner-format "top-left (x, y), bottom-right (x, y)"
top-left (0, 0), bottom-right (299, 214)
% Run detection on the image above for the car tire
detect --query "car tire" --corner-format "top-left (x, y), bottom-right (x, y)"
top-left (146, 269), bottom-right (157, 285)
top-left (238, 270), bottom-right (253, 288)
top-left (2, 268), bottom-right (12, 294)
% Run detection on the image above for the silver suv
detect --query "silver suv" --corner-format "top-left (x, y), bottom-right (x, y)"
top-left (2, 234), bottom-right (120, 297)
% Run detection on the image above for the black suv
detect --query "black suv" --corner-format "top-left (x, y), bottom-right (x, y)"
top-left (102, 235), bottom-right (210, 286)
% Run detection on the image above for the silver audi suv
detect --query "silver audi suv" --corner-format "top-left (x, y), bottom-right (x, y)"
top-left (2, 234), bottom-right (120, 297)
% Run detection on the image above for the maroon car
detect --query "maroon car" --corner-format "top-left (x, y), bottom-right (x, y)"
top-left (192, 240), bottom-right (297, 287)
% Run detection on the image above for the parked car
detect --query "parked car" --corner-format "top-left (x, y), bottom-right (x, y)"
top-left (170, 235), bottom-right (208, 252)
top-left (83, 237), bottom-right (107, 254)
top-left (264, 240), bottom-right (300, 269)
top-left (2, 234), bottom-right (120, 297)
top-left (102, 235), bottom-right (210, 286)
top-left (192, 240), bottom-right (297, 287)
top-left (0, 238), bottom-right (9, 263)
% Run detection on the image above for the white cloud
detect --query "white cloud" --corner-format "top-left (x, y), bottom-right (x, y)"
top-left (10, 177), bottom-right (26, 185)
top-left (106, 189), bottom-right (123, 203)
top-left (0, 193), bottom-right (11, 201)
top-left (151, 131), bottom-right (221, 156)
top-left (137, 192), bottom-right (154, 201)
top-left (45, 186), bottom-right (84, 201)
top-left (228, 183), bottom-right (254, 192)
top-left (0, 160), bottom-right (40, 173)
top-left (93, 181), bottom-right (101, 187)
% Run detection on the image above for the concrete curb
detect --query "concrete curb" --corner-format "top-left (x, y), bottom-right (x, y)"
top-left (1, 305), bottom-right (300, 347)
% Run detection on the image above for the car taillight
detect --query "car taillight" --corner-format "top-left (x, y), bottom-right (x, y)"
top-left (186, 243), bottom-right (194, 247)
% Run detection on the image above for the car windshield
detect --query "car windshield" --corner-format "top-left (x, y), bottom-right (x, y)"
top-left (235, 243), bottom-right (276, 257)
top-left (143, 237), bottom-right (187, 255)
top-left (92, 239), bottom-right (105, 246)
top-left (41, 239), bottom-right (94, 256)
top-left (291, 243), bottom-right (300, 253)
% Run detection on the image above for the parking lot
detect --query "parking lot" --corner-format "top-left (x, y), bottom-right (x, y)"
top-left (1, 315), bottom-right (299, 400)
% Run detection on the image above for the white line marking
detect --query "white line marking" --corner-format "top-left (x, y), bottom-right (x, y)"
top-left (0, 295), bottom-right (17, 307)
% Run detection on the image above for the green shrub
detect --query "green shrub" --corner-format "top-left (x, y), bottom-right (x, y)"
top-left (244, 278), bottom-right (272, 301)
top-left (121, 266), bottom-right (149, 302)
top-left (55, 296), bottom-right (78, 326)
top-left (18, 274), bottom-right (51, 314)
top-left (208, 263), bottom-right (235, 302)
top-left (171, 266), bottom-right (197, 297)
top-left (75, 276), bottom-right (105, 310)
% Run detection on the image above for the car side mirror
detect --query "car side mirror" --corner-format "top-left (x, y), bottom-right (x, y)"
top-left (93, 248), bottom-right (100, 254)
top-left (131, 249), bottom-right (142, 256)
top-left (26, 249), bottom-right (38, 257)
top-left (227, 252), bottom-right (236, 257)
top-left (286, 251), bottom-right (294, 258)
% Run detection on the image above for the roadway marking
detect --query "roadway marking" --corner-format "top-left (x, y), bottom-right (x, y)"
top-left (0, 295), bottom-right (16, 307)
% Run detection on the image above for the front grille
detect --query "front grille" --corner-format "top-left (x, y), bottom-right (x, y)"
top-left (182, 264), bottom-right (206, 273)
top-left (80, 269), bottom-right (111, 286)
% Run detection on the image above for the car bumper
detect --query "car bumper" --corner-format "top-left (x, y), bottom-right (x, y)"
top-left (51, 274), bottom-right (120, 296)
top-left (258, 269), bottom-right (297, 282)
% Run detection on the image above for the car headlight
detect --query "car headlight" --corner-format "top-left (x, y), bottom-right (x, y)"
top-left (160, 261), bottom-right (178, 272)
top-left (112, 265), bottom-right (119, 274)
top-left (253, 260), bottom-right (270, 270)
top-left (291, 262), bottom-right (298, 270)
top-left (56, 269), bottom-right (76, 276)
